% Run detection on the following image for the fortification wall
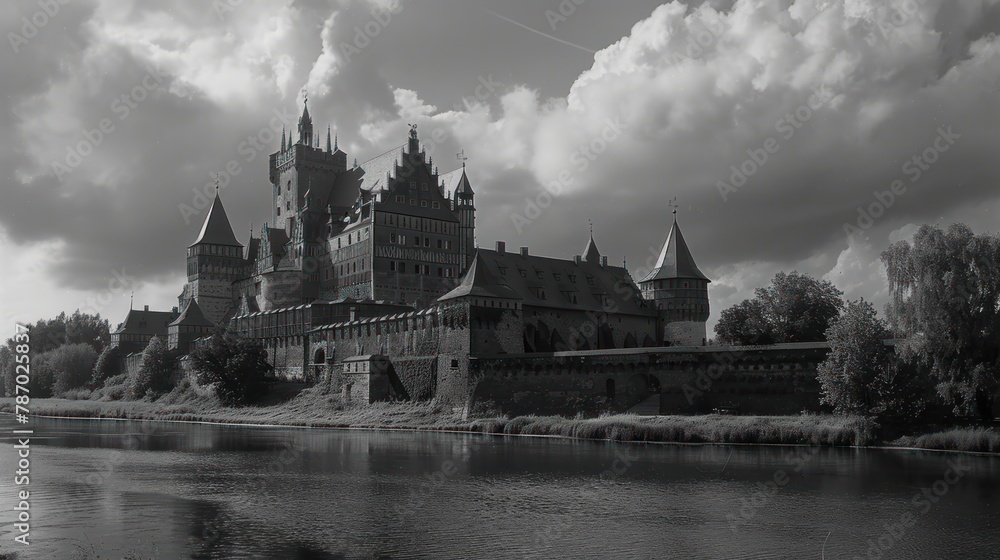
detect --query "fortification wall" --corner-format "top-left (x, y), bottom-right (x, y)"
top-left (523, 307), bottom-right (656, 352)
top-left (470, 344), bottom-right (828, 416)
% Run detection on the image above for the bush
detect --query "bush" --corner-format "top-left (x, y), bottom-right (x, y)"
top-left (189, 331), bottom-right (271, 405)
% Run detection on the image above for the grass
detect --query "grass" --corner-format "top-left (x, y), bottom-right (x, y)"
top-left (1, 382), bottom-right (994, 453)
top-left (893, 427), bottom-right (1000, 453)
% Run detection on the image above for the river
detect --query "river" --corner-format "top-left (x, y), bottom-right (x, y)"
top-left (0, 416), bottom-right (997, 559)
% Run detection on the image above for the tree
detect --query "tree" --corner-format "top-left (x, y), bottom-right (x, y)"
top-left (882, 223), bottom-right (1000, 420)
top-left (48, 343), bottom-right (99, 395)
top-left (92, 344), bottom-right (122, 387)
top-left (127, 336), bottom-right (177, 399)
top-left (0, 345), bottom-right (13, 397)
top-left (817, 299), bottom-right (925, 419)
top-left (715, 271), bottom-right (844, 345)
top-left (189, 331), bottom-right (271, 405)
top-left (714, 299), bottom-right (775, 345)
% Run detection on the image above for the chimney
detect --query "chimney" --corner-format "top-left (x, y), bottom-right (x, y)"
top-left (496, 241), bottom-right (506, 255)
top-left (601, 256), bottom-right (608, 267)
top-left (144, 305), bottom-right (149, 312)
top-left (172, 306), bottom-right (178, 313)
top-left (520, 246), bottom-right (528, 257)
top-left (574, 255), bottom-right (581, 264)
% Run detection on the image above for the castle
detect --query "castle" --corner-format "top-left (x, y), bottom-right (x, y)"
top-left (114, 102), bottom-right (830, 416)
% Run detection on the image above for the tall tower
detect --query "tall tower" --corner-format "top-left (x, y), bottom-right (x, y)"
top-left (270, 101), bottom-right (348, 235)
top-left (184, 190), bottom-right (244, 325)
top-left (452, 167), bottom-right (476, 274)
top-left (638, 210), bottom-right (710, 346)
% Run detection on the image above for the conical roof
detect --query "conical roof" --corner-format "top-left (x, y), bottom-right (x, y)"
top-left (190, 193), bottom-right (243, 247)
top-left (439, 252), bottom-right (521, 301)
top-left (639, 219), bottom-right (709, 283)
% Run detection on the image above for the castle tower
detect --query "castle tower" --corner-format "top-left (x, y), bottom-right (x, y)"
top-left (452, 168), bottom-right (476, 274)
top-left (638, 213), bottom-right (710, 346)
top-left (184, 191), bottom-right (244, 325)
top-left (270, 102), bottom-right (348, 234)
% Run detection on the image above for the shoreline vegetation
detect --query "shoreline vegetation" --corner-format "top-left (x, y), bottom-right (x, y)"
top-left (3, 388), bottom-right (997, 455)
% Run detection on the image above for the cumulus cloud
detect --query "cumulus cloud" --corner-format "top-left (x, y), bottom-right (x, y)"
top-left (4, 0), bottom-right (1000, 333)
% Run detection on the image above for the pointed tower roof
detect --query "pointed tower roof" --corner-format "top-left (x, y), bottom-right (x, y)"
top-left (439, 252), bottom-right (521, 301)
top-left (190, 192), bottom-right (243, 248)
top-left (583, 234), bottom-right (601, 263)
top-left (168, 298), bottom-right (215, 328)
top-left (639, 218), bottom-right (709, 283)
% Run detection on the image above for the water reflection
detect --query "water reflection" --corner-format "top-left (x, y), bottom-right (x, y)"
top-left (0, 417), bottom-right (996, 559)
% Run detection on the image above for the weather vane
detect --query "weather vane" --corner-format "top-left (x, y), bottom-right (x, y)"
top-left (588, 218), bottom-right (593, 235)
top-left (457, 150), bottom-right (468, 168)
top-left (669, 196), bottom-right (678, 216)
top-left (302, 88), bottom-right (308, 105)
top-left (215, 173), bottom-right (220, 193)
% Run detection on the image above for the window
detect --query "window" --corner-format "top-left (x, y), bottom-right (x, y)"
top-left (413, 237), bottom-right (420, 246)
top-left (437, 239), bottom-right (442, 249)
top-left (396, 195), bottom-right (405, 203)
top-left (391, 233), bottom-right (396, 243)
top-left (287, 180), bottom-right (291, 191)
top-left (432, 201), bottom-right (440, 209)
top-left (424, 237), bottom-right (430, 247)
top-left (410, 199), bottom-right (416, 206)
top-left (410, 181), bottom-right (416, 189)
top-left (400, 235), bottom-right (406, 245)
top-left (400, 263), bottom-right (406, 273)
top-left (390, 262), bottom-right (396, 272)
top-left (421, 200), bottom-right (428, 207)
top-left (421, 182), bottom-right (428, 191)
top-left (277, 207), bottom-right (281, 216)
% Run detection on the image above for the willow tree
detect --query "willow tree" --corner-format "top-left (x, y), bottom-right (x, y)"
top-left (882, 223), bottom-right (1000, 420)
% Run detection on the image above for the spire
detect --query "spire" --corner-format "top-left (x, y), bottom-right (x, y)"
top-left (335, 134), bottom-right (339, 151)
top-left (298, 90), bottom-right (313, 146)
top-left (190, 191), bottom-right (243, 248)
top-left (583, 221), bottom-right (601, 264)
top-left (326, 126), bottom-right (332, 153)
top-left (281, 127), bottom-right (286, 151)
top-left (639, 217), bottom-right (709, 283)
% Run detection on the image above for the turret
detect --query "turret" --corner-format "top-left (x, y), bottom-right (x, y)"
top-left (452, 167), bottom-right (476, 274)
top-left (298, 98), bottom-right (313, 147)
top-left (638, 211), bottom-right (710, 346)
top-left (184, 190), bottom-right (244, 325)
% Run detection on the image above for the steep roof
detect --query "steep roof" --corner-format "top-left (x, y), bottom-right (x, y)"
top-left (190, 193), bottom-right (243, 248)
top-left (583, 235), bottom-right (601, 263)
top-left (440, 249), bottom-right (653, 316)
top-left (168, 299), bottom-right (215, 328)
top-left (113, 309), bottom-right (178, 336)
top-left (439, 167), bottom-right (472, 197)
top-left (640, 219), bottom-right (710, 283)
top-left (356, 145), bottom-right (405, 193)
top-left (439, 253), bottom-right (521, 301)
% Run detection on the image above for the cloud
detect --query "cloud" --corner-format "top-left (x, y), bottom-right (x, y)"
top-left (4, 0), bottom-right (1000, 334)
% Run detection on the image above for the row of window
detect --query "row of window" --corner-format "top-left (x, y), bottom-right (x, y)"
top-left (389, 233), bottom-right (453, 249)
top-left (188, 245), bottom-right (241, 258)
top-left (394, 195), bottom-right (442, 209)
top-left (386, 262), bottom-right (456, 277)
top-left (380, 212), bottom-right (458, 235)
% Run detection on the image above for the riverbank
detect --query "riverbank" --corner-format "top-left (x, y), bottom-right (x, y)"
top-left (4, 396), bottom-right (998, 453)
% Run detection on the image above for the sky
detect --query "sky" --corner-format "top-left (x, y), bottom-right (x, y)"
top-left (2, 0), bottom-right (1000, 336)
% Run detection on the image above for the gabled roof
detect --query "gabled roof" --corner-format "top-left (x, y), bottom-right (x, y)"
top-left (356, 145), bottom-right (405, 193)
top-left (439, 253), bottom-right (521, 301)
top-left (168, 299), bottom-right (215, 328)
top-left (113, 309), bottom-right (179, 336)
top-left (440, 249), bottom-right (653, 316)
top-left (190, 193), bottom-right (243, 248)
top-left (583, 235), bottom-right (601, 263)
top-left (640, 219), bottom-right (710, 283)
